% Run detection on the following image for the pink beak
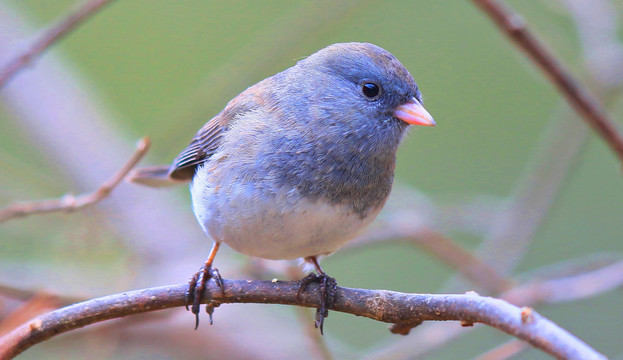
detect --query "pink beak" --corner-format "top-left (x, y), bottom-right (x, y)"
top-left (394, 98), bottom-right (436, 126)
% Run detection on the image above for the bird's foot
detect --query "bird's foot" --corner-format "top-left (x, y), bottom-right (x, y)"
top-left (297, 272), bottom-right (337, 334)
top-left (186, 264), bottom-right (224, 329)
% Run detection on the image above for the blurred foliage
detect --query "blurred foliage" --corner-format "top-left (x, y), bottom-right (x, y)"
top-left (1, 0), bottom-right (622, 359)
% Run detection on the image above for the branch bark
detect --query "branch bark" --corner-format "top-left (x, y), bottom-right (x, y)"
top-left (0, 280), bottom-right (606, 360)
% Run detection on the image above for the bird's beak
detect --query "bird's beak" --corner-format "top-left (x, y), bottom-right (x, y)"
top-left (394, 98), bottom-right (436, 126)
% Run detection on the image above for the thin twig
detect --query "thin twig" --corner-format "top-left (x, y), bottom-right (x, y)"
top-left (0, 281), bottom-right (606, 360)
top-left (0, 0), bottom-right (116, 88)
top-left (0, 137), bottom-right (150, 223)
top-left (471, 0), bottom-right (623, 165)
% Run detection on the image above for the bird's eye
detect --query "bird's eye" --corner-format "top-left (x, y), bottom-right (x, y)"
top-left (361, 82), bottom-right (380, 98)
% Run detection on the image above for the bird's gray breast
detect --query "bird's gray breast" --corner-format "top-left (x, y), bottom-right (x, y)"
top-left (189, 106), bottom-right (405, 259)
top-left (263, 117), bottom-right (403, 219)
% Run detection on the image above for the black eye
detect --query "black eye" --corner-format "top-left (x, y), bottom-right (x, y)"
top-left (362, 82), bottom-right (380, 98)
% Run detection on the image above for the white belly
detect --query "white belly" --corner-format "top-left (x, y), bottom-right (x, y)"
top-left (190, 168), bottom-right (381, 260)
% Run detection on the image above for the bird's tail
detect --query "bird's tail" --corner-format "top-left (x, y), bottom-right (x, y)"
top-left (126, 165), bottom-right (189, 187)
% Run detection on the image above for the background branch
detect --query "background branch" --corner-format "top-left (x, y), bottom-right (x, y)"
top-left (471, 0), bottom-right (623, 165)
top-left (0, 137), bottom-right (150, 223)
top-left (0, 281), bottom-right (607, 360)
top-left (0, 0), bottom-right (116, 87)
top-left (350, 224), bottom-right (513, 294)
top-left (501, 258), bottom-right (623, 305)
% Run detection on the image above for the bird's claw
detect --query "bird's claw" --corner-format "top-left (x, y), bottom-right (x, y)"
top-left (297, 272), bottom-right (337, 334)
top-left (185, 264), bottom-right (224, 329)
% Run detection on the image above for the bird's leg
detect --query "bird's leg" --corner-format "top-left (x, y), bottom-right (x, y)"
top-left (297, 256), bottom-right (337, 334)
top-left (186, 242), bottom-right (223, 329)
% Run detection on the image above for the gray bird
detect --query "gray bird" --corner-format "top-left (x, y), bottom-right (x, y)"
top-left (130, 42), bottom-right (435, 332)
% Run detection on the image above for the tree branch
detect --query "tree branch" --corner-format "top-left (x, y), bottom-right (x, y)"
top-left (0, 0), bottom-right (116, 88)
top-left (0, 281), bottom-right (606, 360)
top-left (0, 137), bottom-right (150, 223)
top-left (471, 0), bottom-right (623, 165)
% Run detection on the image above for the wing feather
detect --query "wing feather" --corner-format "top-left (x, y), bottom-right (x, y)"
top-left (168, 85), bottom-right (260, 180)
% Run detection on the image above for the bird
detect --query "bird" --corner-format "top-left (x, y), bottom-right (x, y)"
top-left (129, 42), bottom-right (435, 332)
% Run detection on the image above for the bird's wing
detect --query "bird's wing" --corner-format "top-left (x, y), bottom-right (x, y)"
top-left (168, 85), bottom-right (261, 181)
top-left (127, 80), bottom-right (267, 186)
top-left (168, 117), bottom-right (225, 181)
top-left (126, 118), bottom-right (224, 186)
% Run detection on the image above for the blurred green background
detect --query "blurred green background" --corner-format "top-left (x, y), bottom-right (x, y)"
top-left (1, 0), bottom-right (622, 359)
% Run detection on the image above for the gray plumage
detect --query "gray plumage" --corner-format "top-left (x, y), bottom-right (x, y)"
top-left (131, 42), bottom-right (433, 261)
